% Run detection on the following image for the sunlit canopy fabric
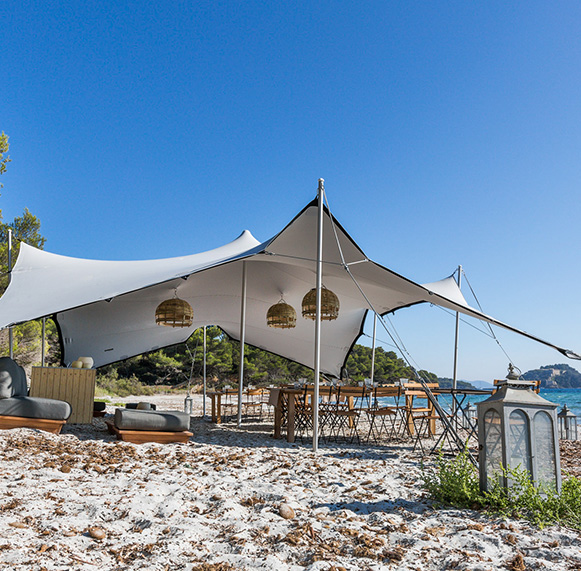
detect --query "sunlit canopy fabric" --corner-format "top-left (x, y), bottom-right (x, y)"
top-left (0, 199), bottom-right (578, 376)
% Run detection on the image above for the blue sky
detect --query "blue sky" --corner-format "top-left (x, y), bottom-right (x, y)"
top-left (2, 1), bottom-right (580, 381)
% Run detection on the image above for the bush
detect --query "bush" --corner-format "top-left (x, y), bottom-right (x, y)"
top-left (96, 371), bottom-right (155, 398)
top-left (422, 448), bottom-right (581, 530)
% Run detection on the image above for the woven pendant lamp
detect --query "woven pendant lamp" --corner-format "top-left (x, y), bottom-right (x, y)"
top-left (155, 293), bottom-right (194, 328)
top-left (266, 298), bottom-right (297, 329)
top-left (301, 286), bottom-right (340, 321)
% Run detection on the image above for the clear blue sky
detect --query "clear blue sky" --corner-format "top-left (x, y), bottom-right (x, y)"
top-left (2, 1), bottom-right (580, 381)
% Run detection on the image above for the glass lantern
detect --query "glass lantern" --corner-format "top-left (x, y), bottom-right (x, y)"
top-left (184, 393), bottom-right (193, 415)
top-left (558, 404), bottom-right (578, 441)
top-left (462, 401), bottom-right (477, 430)
top-left (477, 377), bottom-right (561, 493)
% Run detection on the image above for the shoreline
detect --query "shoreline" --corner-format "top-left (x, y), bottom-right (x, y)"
top-left (0, 393), bottom-right (579, 570)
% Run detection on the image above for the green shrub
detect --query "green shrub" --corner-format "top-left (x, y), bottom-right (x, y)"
top-left (422, 448), bottom-right (581, 530)
top-left (96, 371), bottom-right (155, 398)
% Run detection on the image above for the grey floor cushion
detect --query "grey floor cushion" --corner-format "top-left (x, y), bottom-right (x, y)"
top-left (114, 408), bottom-right (190, 432)
top-left (0, 397), bottom-right (72, 421)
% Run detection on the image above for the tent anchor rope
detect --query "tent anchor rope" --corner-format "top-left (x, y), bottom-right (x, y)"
top-left (323, 191), bottom-right (474, 463)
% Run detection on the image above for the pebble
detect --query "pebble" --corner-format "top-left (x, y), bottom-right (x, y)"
top-left (88, 526), bottom-right (106, 540)
top-left (279, 503), bottom-right (295, 520)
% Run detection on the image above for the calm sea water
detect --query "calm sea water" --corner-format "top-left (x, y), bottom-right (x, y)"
top-left (376, 388), bottom-right (581, 419)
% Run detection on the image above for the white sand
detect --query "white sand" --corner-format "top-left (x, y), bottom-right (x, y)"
top-left (0, 394), bottom-right (579, 571)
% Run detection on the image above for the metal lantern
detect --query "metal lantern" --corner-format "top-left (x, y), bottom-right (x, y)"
top-left (301, 286), bottom-right (340, 321)
top-left (558, 404), bottom-right (578, 441)
top-left (477, 377), bottom-right (561, 493)
top-left (184, 393), bottom-right (193, 415)
top-left (155, 297), bottom-right (194, 328)
top-left (462, 401), bottom-right (477, 430)
top-left (266, 299), bottom-right (297, 329)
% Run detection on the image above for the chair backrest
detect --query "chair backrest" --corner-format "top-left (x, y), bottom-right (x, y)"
top-left (403, 383), bottom-right (439, 411)
top-left (0, 357), bottom-right (27, 398)
top-left (493, 378), bottom-right (540, 394)
top-left (403, 382), bottom-right (438, 397)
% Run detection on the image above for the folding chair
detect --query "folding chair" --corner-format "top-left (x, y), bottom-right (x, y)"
top-left (322, 386), bottom-right (365, 444)
top-left (365, 386), bottom-right (401, 444)
top-left (241, 388), bottom-right (265, 421)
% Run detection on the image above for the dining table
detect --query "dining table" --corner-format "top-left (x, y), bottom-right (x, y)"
top-left (270, 384), bottom-right (402, 443)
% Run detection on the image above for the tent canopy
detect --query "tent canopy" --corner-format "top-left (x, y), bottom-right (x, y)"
top-left (1, 199), bottom-right (578, 377)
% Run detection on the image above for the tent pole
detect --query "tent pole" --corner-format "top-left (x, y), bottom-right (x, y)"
top-left (370, 312), bottom-right (377, 384)
top-left (41, 317), bottom-right (46, 367)
top-left (237, 261), bottom-right (247, 427)
top-left (452, 265), bottom-right (462, 419)
top-left (7, 229), bottom-right (13, 359)
top-left (312, 178), bottom-right (324, 452)
top-left (203, 325), bottom-right (207, 419)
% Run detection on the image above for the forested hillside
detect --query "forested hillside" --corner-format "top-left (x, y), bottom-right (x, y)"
top-left (96, 327), bottom-right (431, 389)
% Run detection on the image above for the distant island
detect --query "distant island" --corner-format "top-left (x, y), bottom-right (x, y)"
top-left (438, 364), bottom-right (581, 390)
top-left (522, 363), bottom-right (581, 389)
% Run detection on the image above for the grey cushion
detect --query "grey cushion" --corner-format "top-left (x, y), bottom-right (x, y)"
top-left (0, 397), bottom-right (72, 421)
top-left (0, 357), bottom-right (27, 398)
top-left (114, 408), bottom-right (190, 432)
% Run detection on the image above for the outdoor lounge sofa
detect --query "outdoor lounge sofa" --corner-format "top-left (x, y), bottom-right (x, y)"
top-left (0, 357), bottom-right (72, 434)
top-left (106, 408), bottom-right (192, 444)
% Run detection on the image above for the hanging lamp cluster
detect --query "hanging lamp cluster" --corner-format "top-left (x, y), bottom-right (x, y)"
top-left (155, 289), bottom-right (194, 328)
top-left (266, 286), bottom-right (340, 329)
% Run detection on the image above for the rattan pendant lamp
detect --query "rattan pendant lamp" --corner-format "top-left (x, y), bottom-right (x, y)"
top-left (155, 288), bottom-right (194, 328)
top-left (301, 285), bottom-right (340, 321)
top-left (266, 297), bottom-right (297, 329)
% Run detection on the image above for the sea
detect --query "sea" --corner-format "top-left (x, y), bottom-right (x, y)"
top-left (444, 388), bottom-right (581, 419)
top-left (376, 387), bottom-right (581, 438)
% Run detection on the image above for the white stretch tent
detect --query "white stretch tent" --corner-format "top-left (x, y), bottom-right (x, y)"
top-left (0, 199), bottom-right (579, 374)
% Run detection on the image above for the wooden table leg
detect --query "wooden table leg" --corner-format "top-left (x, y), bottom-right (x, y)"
top-left (348, 396), bottom-right (355, 429)
top-left (428, 402), bottom-right (436, 436)
top-left (287, 394), bottom-right (296, 443)
top-left (216, 394), bottom-right (222, 424)
top-left (405, 395), bottom-right (415, 435)
top-left (274, 392), bottom-right (283, 439)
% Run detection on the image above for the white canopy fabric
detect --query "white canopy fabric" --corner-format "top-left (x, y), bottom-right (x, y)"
top-left (1, 199), bottom-right (578, 376)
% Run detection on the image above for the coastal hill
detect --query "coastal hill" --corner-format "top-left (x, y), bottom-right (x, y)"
top-left (522, 364), bottom-right (581, 389)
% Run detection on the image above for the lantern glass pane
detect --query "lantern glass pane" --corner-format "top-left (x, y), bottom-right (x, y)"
top-left (508, 410), bottom-right (531, 474)
top-left (534, 411), bottom-right (557, 490)
top-left (484, 409), bottom-right (502, 483)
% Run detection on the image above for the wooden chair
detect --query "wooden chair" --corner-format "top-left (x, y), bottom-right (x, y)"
top-left (403, 383), bottom-right (439, 453)
top-left (492, 378), bottom-right (540, 394)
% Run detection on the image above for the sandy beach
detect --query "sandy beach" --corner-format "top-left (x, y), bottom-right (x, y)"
top-left (0, 394), bottom-right (580, 571)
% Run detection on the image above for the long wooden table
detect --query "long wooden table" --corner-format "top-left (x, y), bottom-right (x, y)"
top-left (271, 385), bottom-right (402, 443)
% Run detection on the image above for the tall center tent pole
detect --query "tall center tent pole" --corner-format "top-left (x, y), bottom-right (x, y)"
top-left (370, 312), bottom-right (377, 384)
top-left (8, 229), bottom-right (13, 359)
top-left (237, 261), bottom-right (248, 427)
top-left (203, 325), bottom-right (207, 419)
top-left (312, 178), bottom-right (324, 452)
top-left (452, 265), bottom-right (462, 419)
